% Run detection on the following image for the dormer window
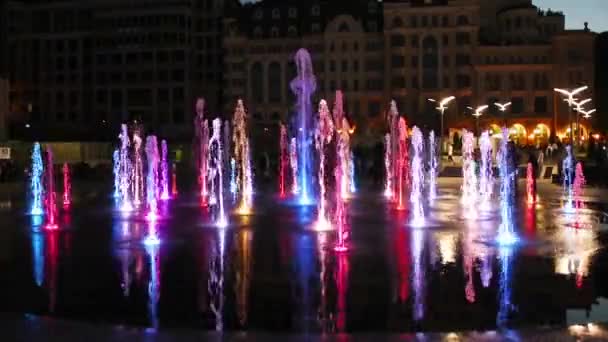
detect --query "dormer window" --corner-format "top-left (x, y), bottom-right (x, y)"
top-left (312, 5), bottom-right (320, 16)
top-left (288, 8), bottom-right (297, 18)
top-left (272, 9), bottom-right (280, 19)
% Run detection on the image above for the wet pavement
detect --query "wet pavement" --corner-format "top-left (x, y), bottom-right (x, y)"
top-left (0, 179), bottom-right (607, 335)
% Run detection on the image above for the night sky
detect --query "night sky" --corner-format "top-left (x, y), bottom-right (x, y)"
top-left (240, 0), bottom-right (608, 33)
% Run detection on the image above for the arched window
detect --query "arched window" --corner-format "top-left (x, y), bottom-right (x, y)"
top-left (391, 17), bottom-right (403, 29)
top-left (268, 62), bottom-right (282, 103)
top-left (288, 8), bottom-right (297, 18)
top-left (288, 26), bottom-right (297, 37)
top-left (272, 9), bottom-right (280, 19)
top-left (457, 15), bottom-right (469, 25)
top-left (254, 10), bottom-right (263, 20)
top-left (270, 26), bottom-right (279, 38)
top-left (251, 62), bottom-right (264, 103)
top-left (338, 22), bottom-right (350, 32)
top-left (422, 36), bottom-right (439, 89)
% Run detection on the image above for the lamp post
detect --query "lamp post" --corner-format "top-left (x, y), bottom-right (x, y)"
top-left (577, 108), bottom-right (596, 143)
top-left (570, 98), bottom-right (592, 147)
top-left (494, 101), bottom-right (512, 128)
top-left (428, 96), bottom-right (455, 154)
top-left (468, 105), bottom-right (489, 136)
top-left (554, 86), bottom-right (588, 145)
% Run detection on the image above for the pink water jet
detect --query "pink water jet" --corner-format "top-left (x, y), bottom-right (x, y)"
top-left (145, 136), bottom-right (160, 221)
top-left (526, 163), bottom-right (536, 205)
top-left (132, 128), bottom-right (144, 207)
top-left (396, 117), bottom-right (409, 210)
top-left (279, 123), bottom-right (289, 198)
top-left (62, 163), bottom-right (71, 207)
top-left (44, 147), bottom-right (58, 230)
top-left (573, 162), bottom-right (585, 209)
top-left (384, 133), bottom-right (393, 198)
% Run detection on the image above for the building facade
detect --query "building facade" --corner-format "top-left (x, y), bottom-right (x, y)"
top-left (7, 0), bottom-right (229, 140)
top-left (224, 0), bottom-right (596, 146)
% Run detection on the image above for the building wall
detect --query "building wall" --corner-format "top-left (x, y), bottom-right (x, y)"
top-left (7, 0), bottom-right (226, 141)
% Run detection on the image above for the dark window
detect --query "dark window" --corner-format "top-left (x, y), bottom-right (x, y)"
top-left (96, 89), bottom-right (106, 104)
top-left (410, 16), bottom-right (417, 28)
top-left (443, 76), bottom-right (450, 88)
top-left (353, 79), bottom-right (359, 91)
top-left (511, 97), bottom-right (524, 114)
top-left (341, 60), bottom-right (347, 72)
top-left (391, 55), bottom-right (404, 68)
top-left (268, 62), bottom-right (282, 103)
top-left (341, 80), bottom-right (348, 91)
top-left (411, 35), bottom-right (419, 47)
top-left (330, 80), bottom-right (336, 91)
top-left (330, 60), bottom-right (336, 72)
top-left (353, 60), bottom-right (359, 72)
top-left (173, 107), bottom-right (184, 124)
top-left (422, 16), bottom-right (428, 27)
top-left (111, 90), bottom-right (122, 108)
top-left (443, 55), bottom-right (450, 67)
top-left (457, 15), bottom-right (469, 25)
top-left (443, 34), bottom-right (449, 45)
top-left (442, 16), bottom-right (449, 27)
top-left (422, 36), bottom-right (439, 89)
top-left (391, 76), bottom-right (405, 89)
top-left (251, 62), bottom-right (264, 102)
top-left (392, 17), bottom-right (403, 28)
top-left (368, 101), bottom-right (381, 117)
top-left (456, 32), bottom-right (470, 45)
top-left (432, 16), bottom-right (438, 27)
top-left (411, 56), bottom-right (418, 67)
top-left (456, 74), bottom-right (471, 88)
top-left (390, 34), bottom-right (405, 47)
top-left (456, 54), bottom-right (470, 66)
top-left (534, 96), bottom-right (547, 113)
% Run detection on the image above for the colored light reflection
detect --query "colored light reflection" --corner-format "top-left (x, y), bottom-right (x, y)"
top-left (145, 242), bottom-right (161, 329)
top-left (412, 229), bottom-right (425, 321)
top-left (209, 228), bottom-right (226, 331)
top-left (497, 246), bottom-right (515, 328)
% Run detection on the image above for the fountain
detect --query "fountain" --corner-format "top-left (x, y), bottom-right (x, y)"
top-left (290, 48), bottom-right (316, 205)
top-left (384, 133), bottom-right (393, 198)
top-left (208, 118), bottom-right (228, 228)
top-left (118, 124), bottom-right (133, 212)
top-left (30, 142), bottom-right (44, 216)
top-left (461, 130), bottom-right (478, 208)
top-left (313, 100), bottom-right (334, 231)
top-left (396, 118), bottom-right (409, 210)
top-left (112, 150), bottom-right (120, 199)
top-left (497, 128), bottom-right (518, 245)
top-left (62, 163), bottom-right (71, 206)
top-left (526, 163), bottom-right (536, 204)
top-left (573, 162), bottom-right (586, 209)
top-left (563, 145), bottom-right (574, 211)
top-left (349, 151), bottom-right (356, 194)
top-left (479, 131), bottom-right (493, 208)
top-left (160, 140), bottom-right (170, 200)
top-left (497, 246), bottom-right (515, 328)
top-left (428, 131), bottom-right (438, 202)
top-left (132, 128), bottom-right (144, 207)
top-left (145, 136), bottom-right (160, 221)
top-left (44, 146), bottom-right (58, 230)
top-left (171, 163), bottom-right (178, 197)
top-left (289, 138), bottom-right (299, 195)
top-left (333, 90), bottom-right (354, 200)
top-left (195, 98), bottom-right (209, 206)
top-left (232, 99), bottom-right (253, 215)
top-left (410, 126), bottom-right (425, 227)
top-left (279, 123), bottom-right (288, 197)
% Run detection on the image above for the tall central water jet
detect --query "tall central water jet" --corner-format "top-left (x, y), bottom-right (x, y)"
top-left (479, 131), bottom-right (493, 208)
top-left (290, 49), bottom-right (316, 205)
top-left (30, 142), bottom-right (44, 216)
top-left (145, 136), bottom-right (160, 221)
top-left (497, 128), bottom-right (518, 245)
top-left (160, 140), bottom-right (170, 200)
top-left (208, 118), bottom-right (228, 228)
top-left (410, 126), bottom-right (425, 227)
top-left (314, 100), bottom-right (334, 230)
top-left (233, 99), bottom-right (253, 215)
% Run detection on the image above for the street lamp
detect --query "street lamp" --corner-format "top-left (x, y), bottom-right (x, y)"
top-left (578, 108), bottom-right (596, 119)
top-left (570, 98), bottom-right (592, 146)
top-left (494, 101), bottom-right (512, 127)
top-left (468, 105), bottom-right (488, 136)
top-left (554, 86), bottom-right (588, 145)
top-left (428, 96), bottom-right (455, 154)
